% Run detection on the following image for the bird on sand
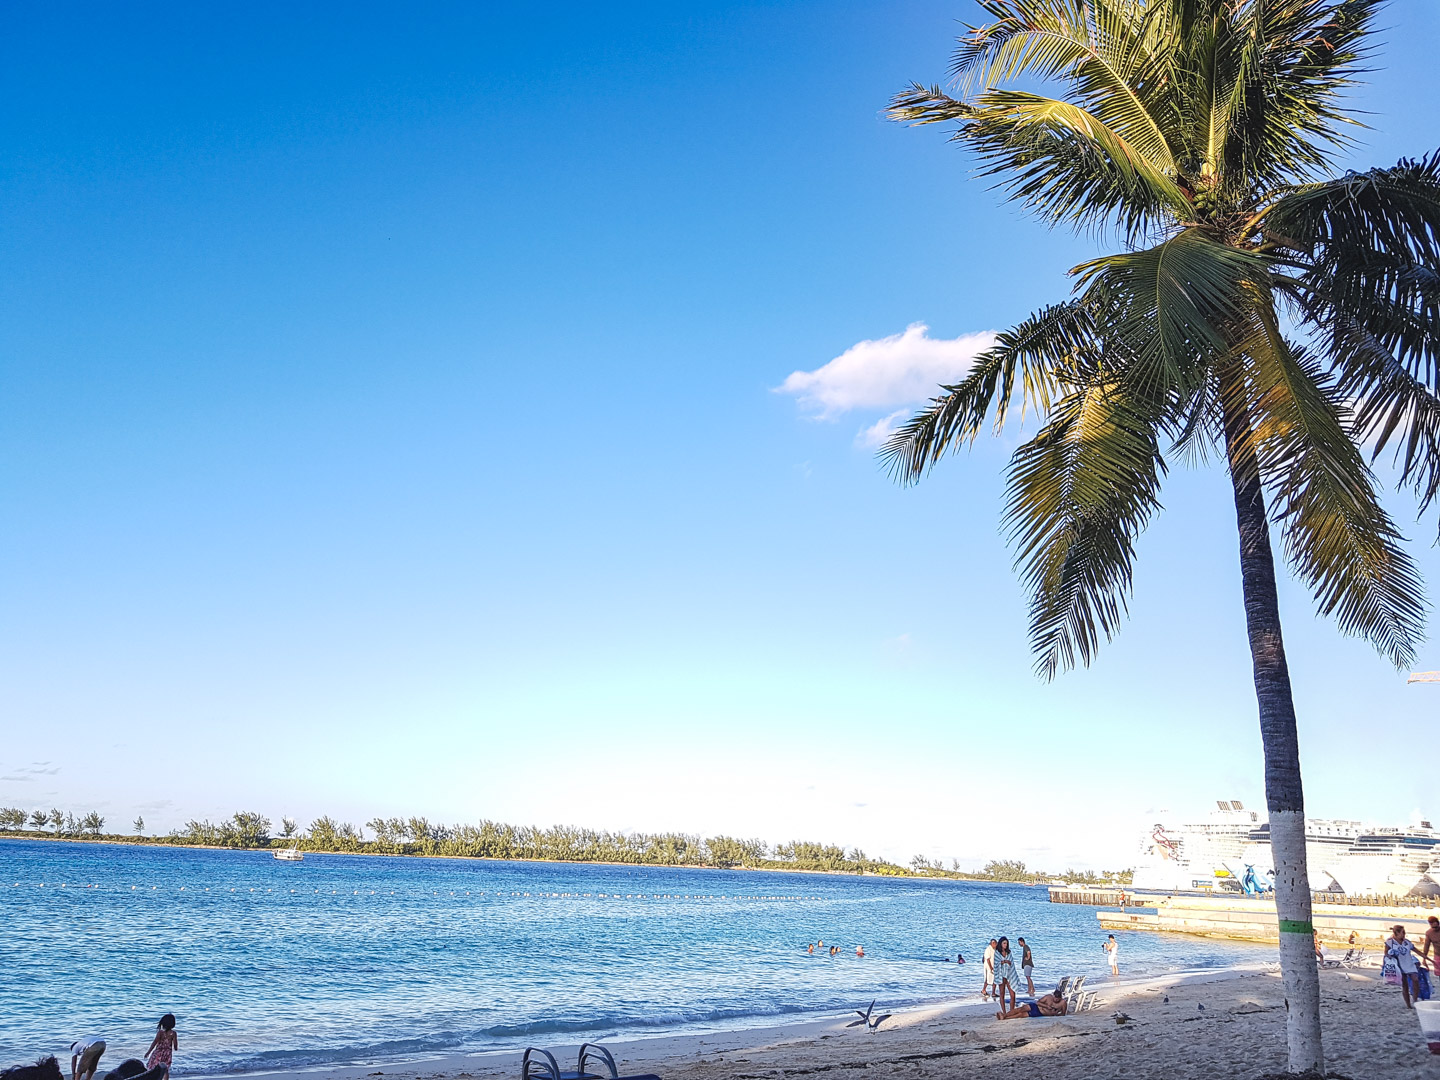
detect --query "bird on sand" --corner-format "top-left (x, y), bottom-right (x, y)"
top-left (1112, 1012), bottom-right (1133, 1025)
top-left (847, 1000), bottom-right (892, 1032)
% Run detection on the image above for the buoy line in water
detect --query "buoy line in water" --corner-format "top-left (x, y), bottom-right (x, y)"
top-left (6, 881), bottom-right (827, 901)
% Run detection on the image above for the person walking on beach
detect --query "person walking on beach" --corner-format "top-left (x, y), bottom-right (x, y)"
top-left (982, 938), bottom-right (997, 1001)
top-left (1017, 936), bottom-right (1035, 996)
top-left (992, 937), bottom-right (1021, 1012)
top-left (1384, 925), bottom-right (1422, 1008)
top-left (144, 1014), bottom-right (178, 1079)
top-left (69, 1039), bottom-right (105, 1080)
top-left (1422, 915), bottom-right (1440, 975)
top-left (1104, 934), bottom-right (1120, 976)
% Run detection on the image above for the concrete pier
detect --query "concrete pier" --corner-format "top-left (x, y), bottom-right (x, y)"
top-left (1094, 894), bottom-right (1436, 946)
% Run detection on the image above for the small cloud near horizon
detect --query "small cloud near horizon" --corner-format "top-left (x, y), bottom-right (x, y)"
top-left (777, 323), bottom-right (996, 420)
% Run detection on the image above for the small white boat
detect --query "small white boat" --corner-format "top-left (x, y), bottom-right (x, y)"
top-left (273, 845), bottom-right (304, 862)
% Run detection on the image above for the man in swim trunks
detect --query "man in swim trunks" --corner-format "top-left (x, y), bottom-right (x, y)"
top-left (70, 1039), bottom-right (106, 1080)
top-left (1017, 936), bottom-right (1035, 996)
top-left (997, 989), bottom-right (1067, 1020)
top-left (1422, 915), bottom-right (1440, 975)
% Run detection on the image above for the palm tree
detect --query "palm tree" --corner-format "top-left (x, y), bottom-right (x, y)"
top-left (883, 2), bottom-right (1439, 1072)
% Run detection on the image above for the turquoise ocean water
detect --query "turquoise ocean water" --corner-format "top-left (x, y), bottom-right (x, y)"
top-left (0, 839), bottom-right (1274, 1075)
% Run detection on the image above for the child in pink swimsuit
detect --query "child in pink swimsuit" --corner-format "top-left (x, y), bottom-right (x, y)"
top-left (145, 1014), bottom-right (177, 1078)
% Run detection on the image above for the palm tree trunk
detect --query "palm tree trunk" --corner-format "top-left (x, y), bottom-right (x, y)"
top-left (1220, 374), bottom-right (1323, 1074)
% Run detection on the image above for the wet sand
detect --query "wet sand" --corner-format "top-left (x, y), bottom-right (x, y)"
top-left (264, 963), bottom-right (1438, 1080)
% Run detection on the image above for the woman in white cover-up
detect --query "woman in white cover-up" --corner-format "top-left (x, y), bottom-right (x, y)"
top-left (1384, 924), bottom-right (1422, 1008)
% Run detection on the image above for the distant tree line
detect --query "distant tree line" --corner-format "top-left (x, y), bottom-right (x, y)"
top-left (906, 856), bottom-right (1133, 886)
top-left (0, 806), bottom-right (1131, 881)
top-left (0, 807), bottom-right (106, 836)
top-left (0, 807), bottom-right (904, 872)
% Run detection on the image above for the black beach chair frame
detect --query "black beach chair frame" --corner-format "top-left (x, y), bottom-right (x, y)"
top-left (522, 1044), bottom-right (658, 1080)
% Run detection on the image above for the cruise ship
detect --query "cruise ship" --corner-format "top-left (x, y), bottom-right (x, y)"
top-left (1131, 800), bottom-right (1440, 897)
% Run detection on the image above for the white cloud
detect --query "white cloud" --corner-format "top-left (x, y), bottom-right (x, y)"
top-left (854, 409), bottom-right (910, 449)
top-left (778, 323), bottom-right (996, 419)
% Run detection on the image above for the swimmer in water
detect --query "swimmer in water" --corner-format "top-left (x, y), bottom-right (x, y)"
top-left (856, 946), bottom-right (865, 958)
top-left (957, 954), bottom-right (966, 964)
top-left (807, 943), bottom-right (814, 954)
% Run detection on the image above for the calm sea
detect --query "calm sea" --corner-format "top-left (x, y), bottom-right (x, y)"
top-left (0, 839), bottom-right (1273, 1075)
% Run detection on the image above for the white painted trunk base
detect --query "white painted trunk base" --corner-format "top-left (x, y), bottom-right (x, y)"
top-left (1271, 809), bottom-right (1323, 1073)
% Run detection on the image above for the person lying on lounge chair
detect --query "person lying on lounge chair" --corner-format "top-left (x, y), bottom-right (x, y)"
top-left (996, 990), bottom-right (1067, 1020)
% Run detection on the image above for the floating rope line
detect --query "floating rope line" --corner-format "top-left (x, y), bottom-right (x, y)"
top-left (7, 882), bottom-right (828, 900)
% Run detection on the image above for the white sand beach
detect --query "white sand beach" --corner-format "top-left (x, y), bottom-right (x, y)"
top-left (268, 964), bottom-right (1438, 1080)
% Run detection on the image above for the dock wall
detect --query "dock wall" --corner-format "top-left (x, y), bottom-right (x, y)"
top-left (1093, 895), bottom-right (1434, 945)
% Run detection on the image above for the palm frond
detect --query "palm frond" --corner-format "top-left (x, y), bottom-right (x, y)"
top-left (1072, 228), bottom-right (1271, 395)
top-left (1004, 373), bottom-right (1167, 679)
top-left (949, 1), bottom-right (1180, 174)
top-left (1242, 314), bottom-right (1425, 668)
top-left (962, 89), bottom-right (1191, 232)
top-left (1269, 155), bottom-right (1440, 378)
top-left (1271, 155), bottom-right (1440, 513)
top-left (1330, 314), bottom-right (1440, 522)
top-left (886, 83), bottom-right (974, 127)
top-left (1263, 154), bottom-right (1440, 266)
top-left (881, 300), bottom-right (1093, 482)
top-left (1216, 0), bottom-right (1381, 188)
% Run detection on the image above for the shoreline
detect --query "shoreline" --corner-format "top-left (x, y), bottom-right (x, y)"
top-left (204, 964), bottom-right (1274, 1080)
top-left (216, 962), bottom-right (1436, 1080)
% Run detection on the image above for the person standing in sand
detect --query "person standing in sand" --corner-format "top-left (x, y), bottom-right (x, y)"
top-left (144, 1014), bottom-right (178, 1079)
top-left (1017, 936), bottom-right (1035, 996)
top-left (1104, 934), bottom-right (1119, 975)
top-left (982, 938), bottom-right (997, 1001)
top-left (1421, 915), bottom-right (1440, 975)
top-left (992, 937), bottom-right (1021, 1012)
top-left (1384, 925), bottom-right (1422, 1008)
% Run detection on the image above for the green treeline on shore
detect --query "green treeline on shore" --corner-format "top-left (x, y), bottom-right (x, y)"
top-left (0, 807), bottom-right (1131, 883)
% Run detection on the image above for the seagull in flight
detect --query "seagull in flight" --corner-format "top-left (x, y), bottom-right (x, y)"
top-left (847, 1000), bottom-right (892, 1032)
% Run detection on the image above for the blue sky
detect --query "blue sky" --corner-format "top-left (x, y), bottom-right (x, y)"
top-left (3, 2), bottom-right (1439, 869)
